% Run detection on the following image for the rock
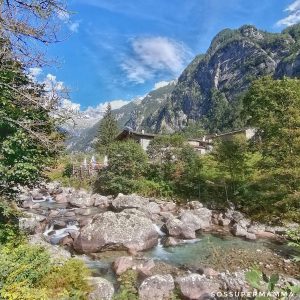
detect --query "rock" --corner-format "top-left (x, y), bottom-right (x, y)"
top-left (163, 237), bottom-right (181, 247)
top-left (18, 212), bottom-right (46, 234)
top-left (64, 211), bottom-right (76, 217)
top-left (22, 200), bottom-right (34, 209)
top-left (160, 201), bottom-right (176, 212)
top-left (69, 190), bottom-right (94, 207)
top-left (31, 189), bottom-right (45, 200)
top-left (60, 235), bottom-right (73, 247)
top-left (138, 274), bottom-right (175, 300)
top-left (245, 232), bottom-right (257, 240)
top-left (247, 223), bottom-right (266, 234)
top-left (176, 273), bottom-right (220, 299)
top-left (231, 223), bottom-right (248, 237)
top-left (188, 201), bottom-right (203, 209)
top-left (113, 256), bottom-right (134, 275)
top-left (219, 271), bottom-right (249, 293)
top-left (111, 193), bottom-right (149, 210)
top-left (225, 209), bottom-right (244, 223)
top-left (93, 195), bottom-right (110, 208)
top-left (73, 211), bottom-right (158, 253)
top-left (145, 202), bottom-right (161, 214)
top-left (202, 268), bottom-right (220, 277)
top-left (88, 277), bottom-right (114, 300)
top-left (48, 210), bottom-right (60, 218)
top-left (180, 208), bottom-right (212, 231)
top-left (44, 181), bottom-right (62, 195)
top-left (165, 218), bottom-right (196, 239)
top-left (55, 193), bottom-right (69, 203)
top-left (136, 259), bottom-right (155, 276)
top-left (28, 234), bottom-right (71, 262)
top-left (76, 208), bottom-right (94, 216)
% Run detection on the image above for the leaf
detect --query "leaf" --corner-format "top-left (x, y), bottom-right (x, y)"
top-left (246, 269), bottom-right (262, 289)
top-left (289, 285), bottom-right (300, 294)
top-left (268, 274), bottom-right (279, 292)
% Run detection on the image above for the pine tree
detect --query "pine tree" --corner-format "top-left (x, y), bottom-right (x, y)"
top-left (96, 103), bottom-right (119, 154)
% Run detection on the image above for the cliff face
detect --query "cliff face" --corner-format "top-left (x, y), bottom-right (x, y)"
top-left (148, 24), bottom-right (300, 133)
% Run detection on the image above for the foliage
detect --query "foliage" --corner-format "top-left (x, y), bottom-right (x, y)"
top-left (242, 76), bottom-right (300, 221)
top-left (94, 140), bottom-right (148, 195)
top-left (0, 44), bottom-right (63, 195)
top-left (114, 270), bottom-right (138, 300)
top-left (0, 243), bottom-right (91, 300)
top-left (246, 268), bottom-right (300, 299)
top-left (287, 228), bottom-right (300, 262)
top-left (96, 103), bottom-right (119, 155)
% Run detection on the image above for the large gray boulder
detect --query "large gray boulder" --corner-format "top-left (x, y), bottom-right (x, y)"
top-left (138, 274), bottom-right (175, 300)
top-left (88, 277), bottom-right (114, 300)
top-left (73, 210), bottom-right (158, 253)
top-left (18, 212), bottom-right (46, 234)
top-left (180, 208), bottom-right (212, 230)
top-left (165, 218), bottom-right (196, 239)
top-left (69, 190), bottom-right (95, 207)
top-left (111, 193), bottom-right (149, 210)
top-left (176, 274), bottom-right (220, 300)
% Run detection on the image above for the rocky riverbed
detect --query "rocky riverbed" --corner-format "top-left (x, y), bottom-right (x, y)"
top-left (17, 182), bottom-right (300, 299)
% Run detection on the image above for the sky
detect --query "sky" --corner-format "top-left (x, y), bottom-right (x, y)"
top-left (31, 0), bottom-right (300, 111)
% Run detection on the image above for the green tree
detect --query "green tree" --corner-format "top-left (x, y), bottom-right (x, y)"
top-left (0, 43), bottom-right (62, 195)
top-left (94, 140), bottom-right (148, 195)
top-left (96, 103), bottom-right (119, 154)
top-left (243, 76), bottom-right (300, 221)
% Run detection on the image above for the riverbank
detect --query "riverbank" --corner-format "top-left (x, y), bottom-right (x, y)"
top-left (17, 181), bottom-right (300, 299)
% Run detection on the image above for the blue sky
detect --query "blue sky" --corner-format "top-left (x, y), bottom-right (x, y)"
top-left (34, 0), bottom-right (300, 110)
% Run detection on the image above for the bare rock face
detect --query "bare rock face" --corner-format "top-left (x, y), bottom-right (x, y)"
top-left (176, 273), bottom-right (220, 300)
top-left (73, 211), bottom-right (158, 253)
top-left (93, 195), bottom-right (110, 208)
top-left (138, 274), bottom-right (175, 300)
top-left (88, 277), bottom-right (114, 300)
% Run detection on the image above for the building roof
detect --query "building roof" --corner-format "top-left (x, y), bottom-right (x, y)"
top-left (116, 128), bottom-right (158, 140)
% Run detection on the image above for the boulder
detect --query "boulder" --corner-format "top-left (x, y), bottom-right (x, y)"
top-left (73, 211), bottom-right (158, 253)
top-left (160, 201), bottom-right (176, 212)
top-left (93, 195), bottom-right (110, 208)
top-left (165, 218), bottom-right (196, 239)
top-left (69, 190), bottom-right (94, 207)
top-left (245, 233), bottom-right (257, 240)
top-left (188, 201), bottom-right (204, 209)
top-left (180, 208), bottom-right (212, 231)
top-left (88, 277), bottom-right (114, 300)
top-left (176, 274), bottom-right (220, 300)
top-left (28, 234), bottom-right (71, 263)
top-left (231, 223), bottom-right (248, 237)
top-left (111, 193), bottom-right (149, 210)
top-left (138, 274), bottom-right (175, 300)
top-left (225, 209), bottom-right (244, 223)
top-left (135, 259), bottom-right (155, 276)
top-left (113, 256), bottom-right (134, 275)
top-left (55, 193), bottom-right (69, 204)
top-left (18, 212), bottom-right (46, 234)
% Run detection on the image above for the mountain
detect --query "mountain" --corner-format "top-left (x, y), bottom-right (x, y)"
top-left (148, 24), bottom-right (300, 133)
top-left (65, 81), bottom-right (176, 151)
top-left (66, 24), bottom-right (300, 152)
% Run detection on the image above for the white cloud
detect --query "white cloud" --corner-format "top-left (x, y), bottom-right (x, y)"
top-left (69, 21), bottom-right (80, 33)
top-left (121, 36), bottom-right (192, 84)
top-left (28, 67), bottom-right (42, 81)
top-left (277, 0), bottom-right (300, 26)
top-left (153, 80), bottom-right (170, 89)
top-left (57, 10), bottom-right (80, 33)
top-left (61, 99), bottom-right (81, 112)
